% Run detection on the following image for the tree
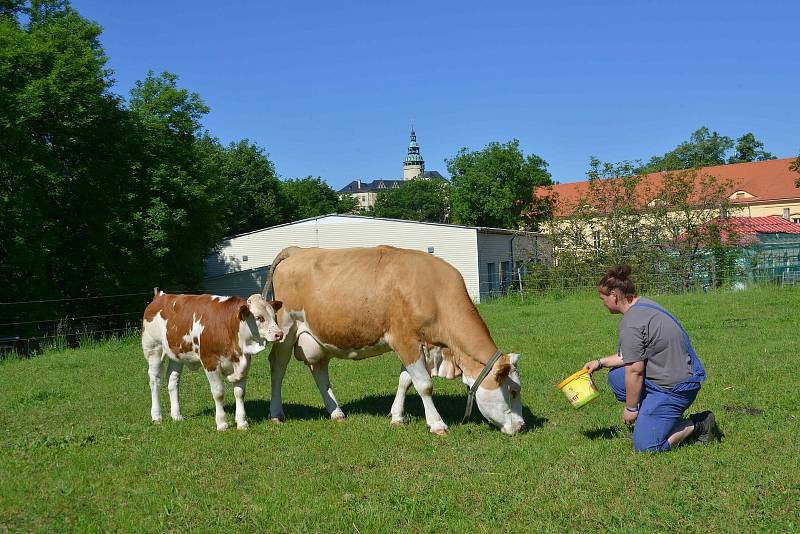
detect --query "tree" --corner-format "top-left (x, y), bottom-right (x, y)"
top-left (446, 139), bottom-right (552, 229)
top-left (640, 127), bottom-right (734, 173)
top-left (728, 132), bottom-right (776, 163)
top-left (791, 153), bottom-right (800, 188)
top-left (370, 179), bottom-right (450, 223)
top-left (213, 139), bottom-right (288, 236)
top-left (542, 159), bottom-right (738, 292)
top-left (0, 0), bottom-right (125, 300)
top-left (282, 176), bottom-right (358, 221)
top-left (125, 71), bottom-right (225, 289)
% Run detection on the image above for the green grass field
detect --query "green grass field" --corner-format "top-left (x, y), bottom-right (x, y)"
top-left (1, 287), bottom-right (798, 532)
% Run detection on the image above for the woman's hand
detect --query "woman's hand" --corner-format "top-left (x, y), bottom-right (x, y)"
top-left (623, 407), bottom-right (639, 425)
top-left (583, 359), bottom-right (602, 374)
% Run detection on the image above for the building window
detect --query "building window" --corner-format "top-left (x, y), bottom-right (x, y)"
top-left (573, 229), bottom-right (582, 247)
top-left (783, 208), bottom-right (791, 220)
top-left (487, 263), bottom-right (497, 293)
top-left (793, 217), bottom-right (800, 224)
top-left (592, 230), bottom-right (601, 250)
top-left (500, 261), bottom-right (512, 290)
top-left (242, 255), bottom-right (248, 262)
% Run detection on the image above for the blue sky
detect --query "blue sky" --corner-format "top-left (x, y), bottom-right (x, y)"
top-left (71, 0), bottom-right (799, 188)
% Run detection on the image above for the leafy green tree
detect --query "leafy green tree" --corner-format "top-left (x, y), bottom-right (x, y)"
top-left (125, 71), bottom-right (225, 288)
top-left (446, 139), bottom-right (552, 229)
top-left (792, 153), bottom-right (800, 188)
top-left (282, 176), bottom-right (358, 221)
top-left (370, 179), bottom-right (450, 223)
top-left (214, 139), bottom-right (288, 235)
top-left (728, 132), bottom-right (775, 163)
top-left (640, 127), bottom-right (734, 173)
top-left (0, 0), bottom-right (125, 300)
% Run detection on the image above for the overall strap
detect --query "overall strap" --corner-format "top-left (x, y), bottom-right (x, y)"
top-left (630, 301), bottom-right (706, 382)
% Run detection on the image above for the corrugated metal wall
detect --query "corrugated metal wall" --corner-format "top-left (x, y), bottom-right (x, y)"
top-left (476, 231), bottom-right (549, 300)
top-left (204, 216), bottom-right (481, 300)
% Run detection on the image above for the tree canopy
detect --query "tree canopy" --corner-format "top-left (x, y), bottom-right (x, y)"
top-left (446, 139), bottom-right (552, 229)
top-left (639, 127), bottom-right (775, 173)
top-left (369, 179), bottom-right (450, 223)
top-left (282, 176), bottom-right (358, 220)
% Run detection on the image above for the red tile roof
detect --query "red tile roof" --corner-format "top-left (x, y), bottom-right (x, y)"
top-left (538, 158), bottom-right (800, 217)
top-left (726, 216), bottom-right (800, 235)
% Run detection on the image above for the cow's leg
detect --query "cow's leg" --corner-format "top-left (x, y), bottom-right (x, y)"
top-left (400, 347), bottom-right (448, 435)
top-left (268, 333), bottom-right (294, 423)
top-left (309, 359), bottom-right (345, 421)
top-left (166, 359), bottom-right (184, 421)
top-left (233, 378), bottom-right (248, 430)
top-left (204, 367), bottom-right (229, 431)
top-left (142, 335), bottom-right (165, 424)
top-left (389, 367), bottom-right (413, 425)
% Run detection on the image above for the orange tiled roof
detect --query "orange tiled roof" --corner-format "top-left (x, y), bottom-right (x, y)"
top-left (538, 158), bottom-right (800, 217)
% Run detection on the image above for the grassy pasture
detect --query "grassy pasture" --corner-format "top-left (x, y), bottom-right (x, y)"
top-left (1, 287), bottom-right (798, 532)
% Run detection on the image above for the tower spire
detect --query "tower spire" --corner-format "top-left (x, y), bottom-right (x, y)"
top-left (403, 125), bottom-right (424, 180)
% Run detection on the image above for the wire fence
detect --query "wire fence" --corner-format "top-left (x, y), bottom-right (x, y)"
top-left (0, 285), bottom-right (254, 358)
top-left (479, 264), bottom-right (800, 301)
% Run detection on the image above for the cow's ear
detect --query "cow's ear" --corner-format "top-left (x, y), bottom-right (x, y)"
top-left (494, 360), bottom-right (512, 383)
top-left (238, 303), bottom-right (251, 321)
top-left (270, 300), bottom-right (283, 312)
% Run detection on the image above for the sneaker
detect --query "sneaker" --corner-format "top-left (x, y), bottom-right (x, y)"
top-left (689, 411), bottom-right (719, 444)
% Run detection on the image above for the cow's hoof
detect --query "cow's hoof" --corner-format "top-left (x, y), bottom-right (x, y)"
top-left (237, 421), bottom-right (249, 430)
top-left (429, 422), bottom-right (448, 435)
top-left (270, 416), bottom-right (285, 424)
top-left (152, 417), bottom-right (162, 425)
top-left (390, 417), bottom-right (405, 426)
top-left (331, 409), bottom-right (345, 421)
top-left (216, 422), bottom-right (229, 431)
top-left (171, 414), bottom-right (183, 422)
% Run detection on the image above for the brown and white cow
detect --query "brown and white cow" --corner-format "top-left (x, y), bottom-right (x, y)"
top-left (141, 291), bottom-right (283, 430)
top-left (263, 246), bottom-right (525, 435)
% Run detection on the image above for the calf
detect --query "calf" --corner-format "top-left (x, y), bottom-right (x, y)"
top-left (141, 291), bottom-right (283, 430)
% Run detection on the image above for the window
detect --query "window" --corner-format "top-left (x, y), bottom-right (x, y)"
top-left (783, 208), bottom-right (791, 220)
top-left (487, 263), bottom-right (497, 293)
top-left (573, 229), bottom-right (582, 247)
top-left (793, 217), bottom-right (800, 224)
top-left (500, 261), bottom-right (512, 289)
top-left (242, 255), bottom-right (248, 262)
top-left (592, 230), bottom-right (601, 251)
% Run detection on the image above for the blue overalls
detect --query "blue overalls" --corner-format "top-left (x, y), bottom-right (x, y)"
top-left (607, 301), bottom-right (707, 452)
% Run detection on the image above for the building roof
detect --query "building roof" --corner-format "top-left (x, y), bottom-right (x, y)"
top-left (220, 213), bottom-right (540, 241)
top-left (337, 172), bottom-right (449, 193)
top-left (727, 216), bottom-right (800, 235)
top-left (338, 179), bottom-right (404, 193)
top-left (538, 158), bottom-right (800, 217)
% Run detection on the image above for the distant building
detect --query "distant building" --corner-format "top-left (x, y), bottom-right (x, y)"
top-left (204, 214), bottom-right (549, 303)
top-left (338, 128), bottom-right (447, 210)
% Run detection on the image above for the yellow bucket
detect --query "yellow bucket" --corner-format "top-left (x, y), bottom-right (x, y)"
top-left (558, 368), bottom-right (600, 409)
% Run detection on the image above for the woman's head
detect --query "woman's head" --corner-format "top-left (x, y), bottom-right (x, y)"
top-left (598, 265), bottom-right (637, 313)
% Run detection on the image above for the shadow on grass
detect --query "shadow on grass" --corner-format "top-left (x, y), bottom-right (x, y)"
top-left (342, 393), bottom-right (547, 431)
top-left (210, 393), bottom-right (547, 431)
top-left (582, 425), bottom-right (629, 440)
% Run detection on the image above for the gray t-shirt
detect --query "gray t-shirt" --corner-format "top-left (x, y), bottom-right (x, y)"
top-left (618, 297), bottom-right (693, 388)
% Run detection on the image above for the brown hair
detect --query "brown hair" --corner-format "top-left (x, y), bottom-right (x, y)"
top-left (598, 265), bottom-right (637, 298)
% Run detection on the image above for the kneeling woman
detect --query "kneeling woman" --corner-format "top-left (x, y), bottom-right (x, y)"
top-left (584, 265), bottom-right (719, 452)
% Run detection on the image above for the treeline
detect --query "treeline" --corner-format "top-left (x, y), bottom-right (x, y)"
top-left (0, 2), bottom-right (354, 307)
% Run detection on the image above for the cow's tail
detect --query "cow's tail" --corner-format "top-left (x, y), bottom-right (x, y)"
top-left (261, 247), bottom-right (298, 300)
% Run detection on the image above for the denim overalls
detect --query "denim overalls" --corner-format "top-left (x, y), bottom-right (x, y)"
top-left (607, 301), bottom-right (707, 452)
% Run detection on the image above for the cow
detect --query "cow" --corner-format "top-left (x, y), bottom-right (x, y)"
top-left (141, 291), bottom-right (284, 430)
top-left (263, 246), bottom-right (525, 435)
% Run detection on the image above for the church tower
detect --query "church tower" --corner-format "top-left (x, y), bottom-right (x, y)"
top-left (403, 127), bottom-right (425, 180)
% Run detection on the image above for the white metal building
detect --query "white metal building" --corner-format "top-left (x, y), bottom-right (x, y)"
top-left (203, 214), bottom-right (550, 302)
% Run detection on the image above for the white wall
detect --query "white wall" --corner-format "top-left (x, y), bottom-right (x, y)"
top-left (204, 216), bottom-right (482, 300)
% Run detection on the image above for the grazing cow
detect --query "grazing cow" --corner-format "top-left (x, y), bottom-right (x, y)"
top-left (141, 291), bottom-right (283, 430)
top-left (263, 246), bottom-right (525, 435)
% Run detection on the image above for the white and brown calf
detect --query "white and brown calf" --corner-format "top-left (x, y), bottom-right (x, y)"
top-left (141, 292), bottom-right (283, 430)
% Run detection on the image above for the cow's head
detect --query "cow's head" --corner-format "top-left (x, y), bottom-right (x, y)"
top-left (245, 294), bottom-right (284, 342)
top-left (472, 353), bottom-right (524, 435)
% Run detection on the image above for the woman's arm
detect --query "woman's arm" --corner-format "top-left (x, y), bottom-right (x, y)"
top-left (584, 353), bottom-right (624, 373)
top-left (623, 360), bottom-right (645, 424)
